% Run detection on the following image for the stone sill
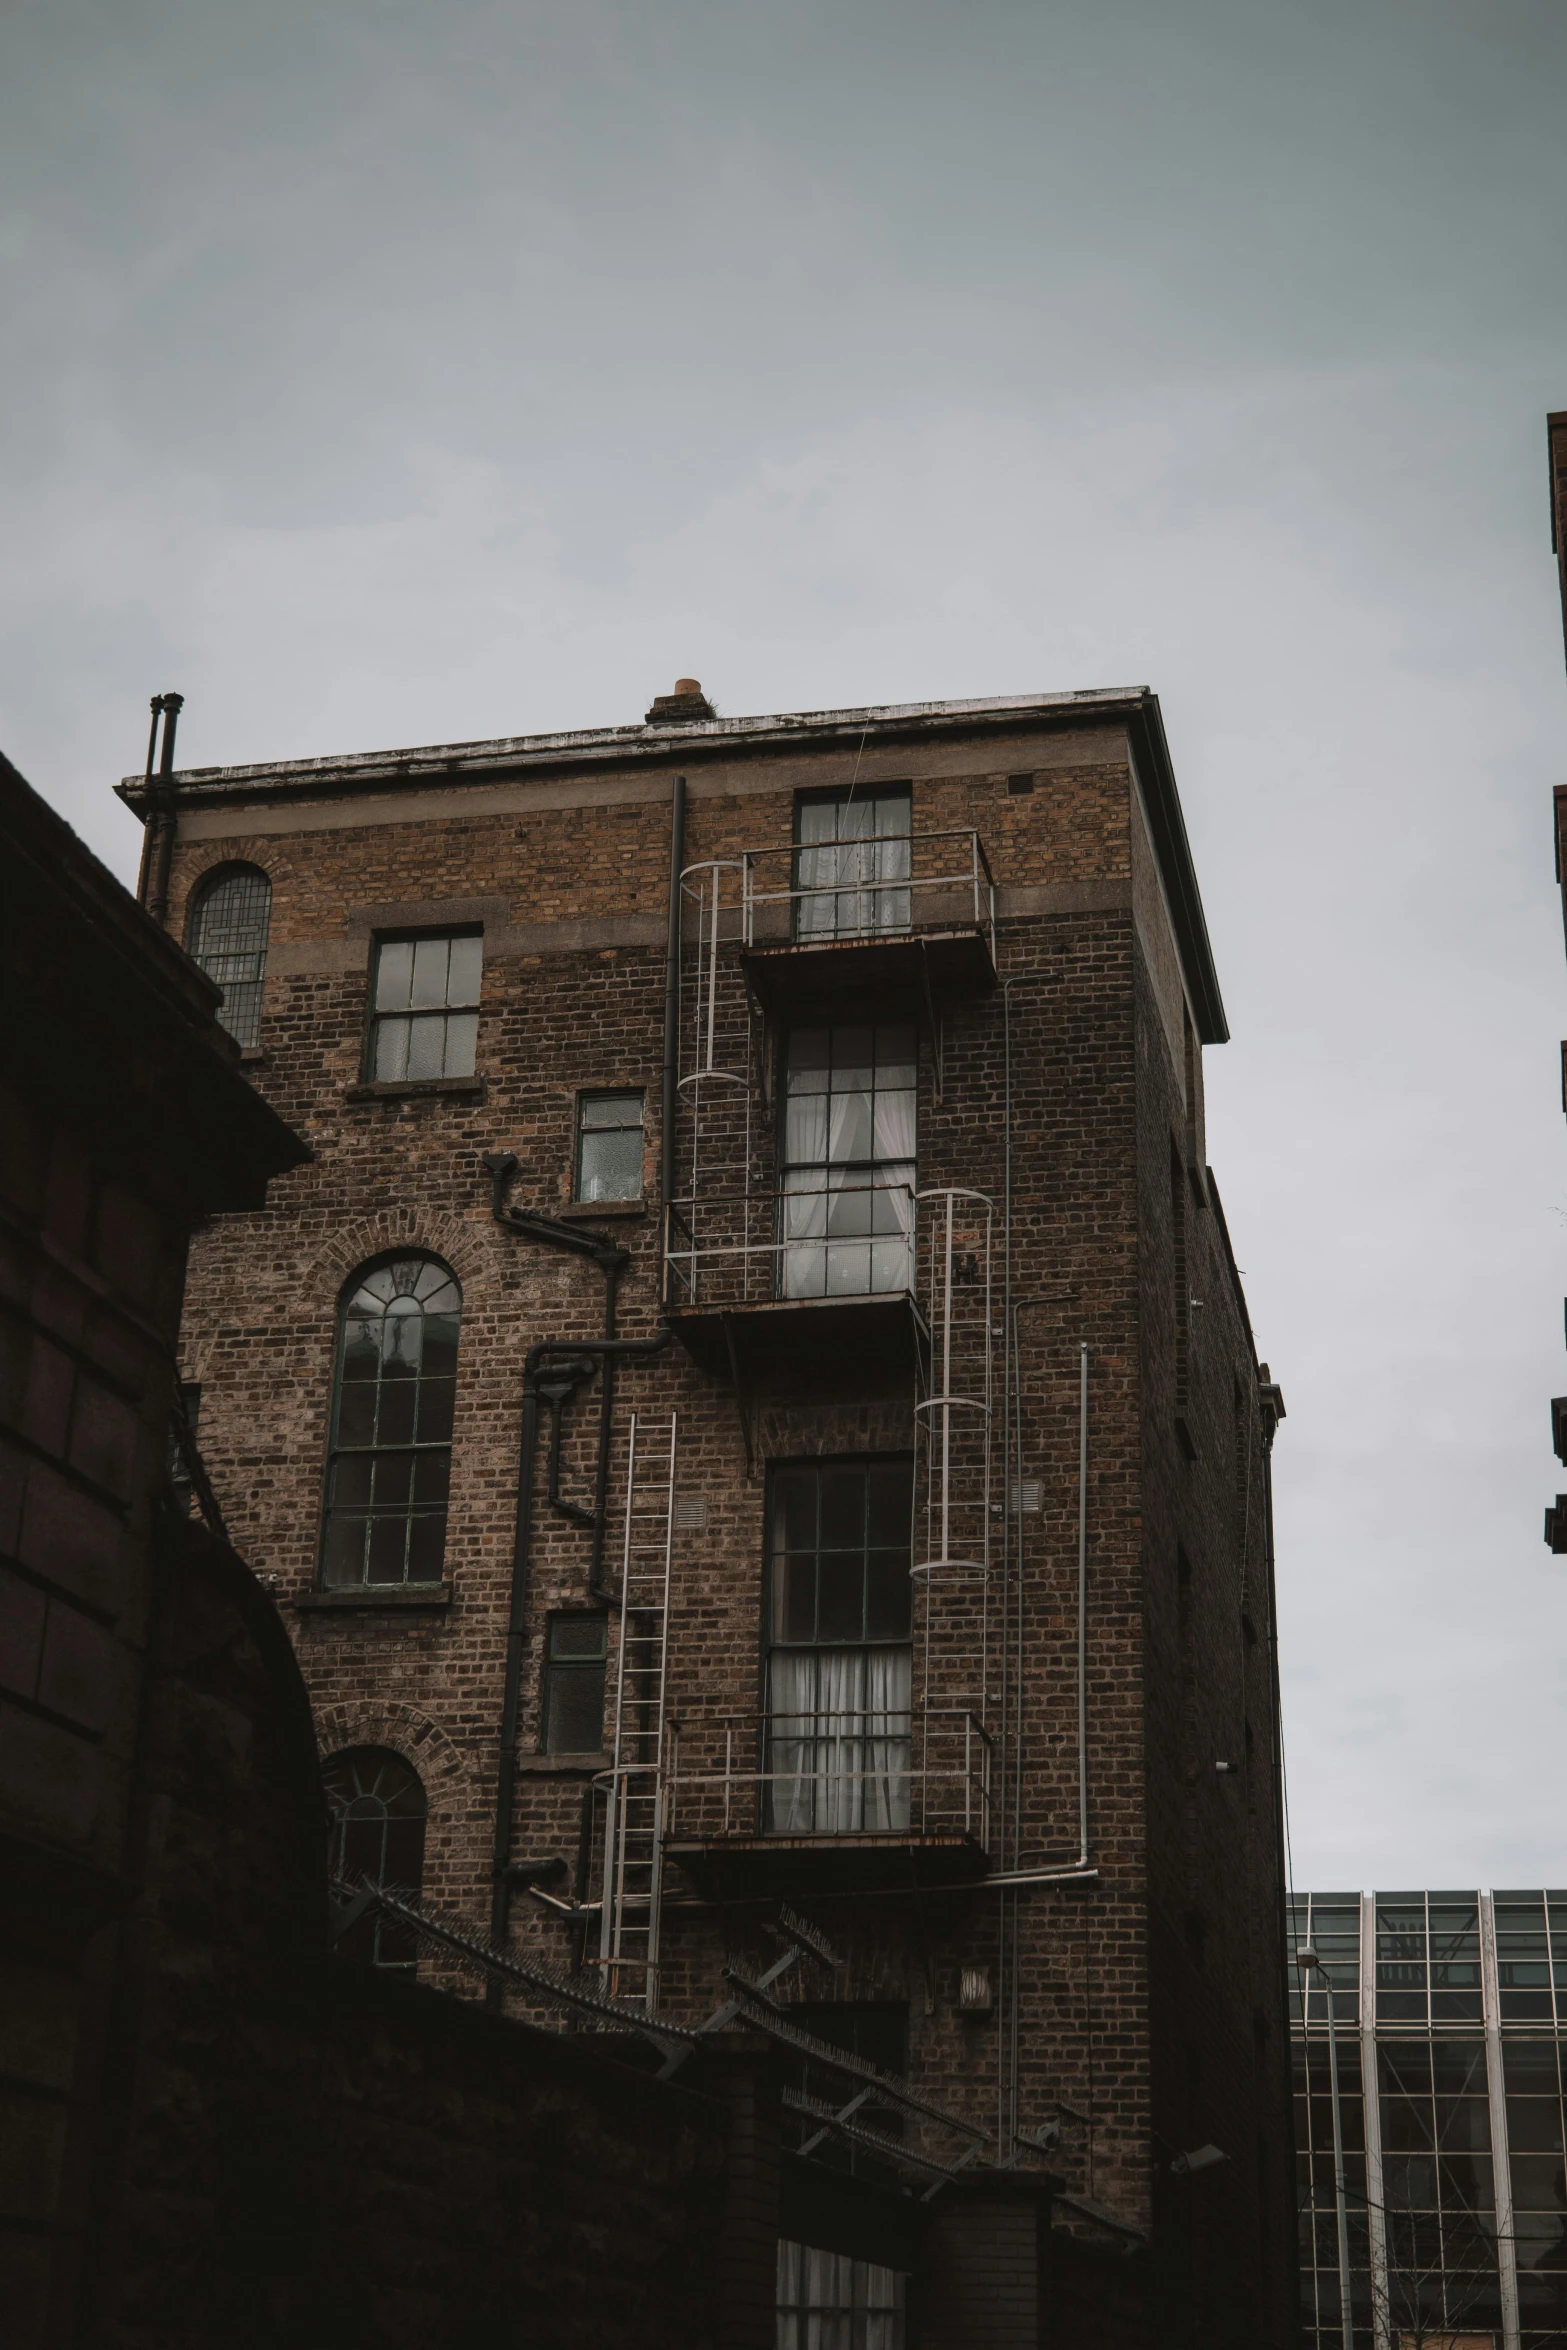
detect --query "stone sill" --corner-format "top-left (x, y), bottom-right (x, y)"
top-left (558, 1200), bottom-right (647, 1222)
top-left (514, 1752), bottom-right (611, 1775)
top-left (239, 1045), bottom-right (267, 1065)
top-left (293, 1580), bottom-right (453, 1613)
top-left (343, 1076), bottom-right (486, 1104)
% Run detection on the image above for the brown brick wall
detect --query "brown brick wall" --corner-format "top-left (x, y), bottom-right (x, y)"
top-left (159, 713), bottom-right (1293, 2344)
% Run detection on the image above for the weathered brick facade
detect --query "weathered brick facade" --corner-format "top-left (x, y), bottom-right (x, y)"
top-left (128, 684), bottom-right (1296, 2343)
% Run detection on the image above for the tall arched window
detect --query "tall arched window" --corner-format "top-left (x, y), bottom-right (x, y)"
top-left (324, 1746), bottom-right (426, 1970)
top-left (185, 864), bottom-right (272, 1048)
top-left (321, 1255), bottom-right (461, 1588)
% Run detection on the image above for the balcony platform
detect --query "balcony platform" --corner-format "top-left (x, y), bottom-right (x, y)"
top-left (666, 1290), bottom-right (928, 1382)
top-left (664, 1831), bottom-right (991, 1900)
top-left (738, 925), bottom-right (996, 1017)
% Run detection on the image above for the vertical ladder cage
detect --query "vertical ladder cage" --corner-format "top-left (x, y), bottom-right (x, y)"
top-left (598, 1410), bottom-right (678, 2010)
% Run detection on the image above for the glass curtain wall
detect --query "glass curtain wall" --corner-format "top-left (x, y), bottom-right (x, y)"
top-left (1291, 1889), bottom-right (1567, 2350)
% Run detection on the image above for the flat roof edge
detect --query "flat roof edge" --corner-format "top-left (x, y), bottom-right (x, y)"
top-left (115, 686), bottom-right (1153, 800)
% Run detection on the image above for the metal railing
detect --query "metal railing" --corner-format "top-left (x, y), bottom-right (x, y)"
top-left (664, 1179), bottom-right (917, 1309)
top-left (736, 829), bottom-right (997, 958)
top-left (662, 1707), bottom-right (992, 1848)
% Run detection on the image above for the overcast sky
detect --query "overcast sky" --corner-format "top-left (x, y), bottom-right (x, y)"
top-left (6, 0), bottom-right (1567, 1891)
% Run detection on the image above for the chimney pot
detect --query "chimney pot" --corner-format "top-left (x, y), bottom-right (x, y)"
top-left (674, 677), bottom-right (701, 696)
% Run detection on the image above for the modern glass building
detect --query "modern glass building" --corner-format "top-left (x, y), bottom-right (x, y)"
top-left (1291, 1890), bottom-right (1567, 2350)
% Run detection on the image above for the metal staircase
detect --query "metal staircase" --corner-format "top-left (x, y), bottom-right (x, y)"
top-left (597, 1410), bottom-right (678, 2010)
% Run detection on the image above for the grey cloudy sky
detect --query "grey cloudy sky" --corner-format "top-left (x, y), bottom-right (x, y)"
top-left (6, 0), bottom-right (1567, 1890)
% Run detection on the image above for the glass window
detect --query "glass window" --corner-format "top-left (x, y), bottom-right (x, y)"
top-left (544, 1616), bottom-right (608, 1753)
top-left (368, 932), bottom-right (482, 1081)
top-left (766, 1458), bottom-right (912, 1835)
top-left (793, 788), bottom-right (912, 941)
top-left (780, 1024), bottom-right (916, 1299)
top-left (776, 2241), bottom-right (905, 2350)
top-left (320, 1255), bottom-right (461, 1588)
top-left (186, 864), bottom-right (271, 1048)
top-left (576, 1091), bottom-right (645, 1202)
top-left (324, 1746), bottom-right (426, 1971)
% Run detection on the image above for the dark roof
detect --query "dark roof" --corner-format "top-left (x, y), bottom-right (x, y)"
top-left (2, 748), bottom-right (309, 1215)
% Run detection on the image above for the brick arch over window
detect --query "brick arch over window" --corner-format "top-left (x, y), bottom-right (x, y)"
top-left (184, 862), bottom-right (272, 1048)
top-left (314, 1698), bottom-right (470, 1797)
top-left (301, 1209), bottom-right (495, 1302)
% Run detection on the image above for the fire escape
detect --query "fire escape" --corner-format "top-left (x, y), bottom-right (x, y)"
top-left (637, 818), bottom-right (1001, 1902)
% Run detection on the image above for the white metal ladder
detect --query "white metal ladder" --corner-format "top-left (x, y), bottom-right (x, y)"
top-left (598, 1410), bottom-right (677, 2011)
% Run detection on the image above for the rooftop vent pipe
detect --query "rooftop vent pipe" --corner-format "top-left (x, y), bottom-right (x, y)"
top-left (139, 691), bottom-right (185, 925)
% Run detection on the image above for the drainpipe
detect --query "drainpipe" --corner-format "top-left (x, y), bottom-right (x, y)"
top-left (660, 776), bottom-right (686, 1307)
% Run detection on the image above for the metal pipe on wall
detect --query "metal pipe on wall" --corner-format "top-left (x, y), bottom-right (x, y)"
top-left (659, 775), bottom-right (687, 1307)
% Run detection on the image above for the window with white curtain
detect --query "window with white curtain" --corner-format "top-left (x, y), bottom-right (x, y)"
top-left (776, 2242), bottom-right (906, 2350)
top-left (780, 1024), bottom-right (916, 1299)
top-left (766, 1458), bottom-right (912, 1835)
top-left (793, 789), bottom-right (911, 941)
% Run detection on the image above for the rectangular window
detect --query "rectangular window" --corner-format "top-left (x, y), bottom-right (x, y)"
top-left (368, 933), bottom-right (482, 1082)
top-left (794, 788), bottom-right (912, 941)
top-left (576, 1091), bottom-right (645, 1202)
top-left (766, 1458), bottom-right (912, 1834)
top-left (777, 2242), bottom-right (906, 2350)
top-left (780, 1024), bottom-right (916, 1299)
top-left (544, 1615), bottom-right (608, 1753)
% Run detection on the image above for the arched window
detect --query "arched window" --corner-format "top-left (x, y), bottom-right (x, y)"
top-left (321, 1255), bottom-right (461, 1589)
top-left (324, 1747), bottom-right (426, 1970)
top-left (185, 864), bottom-right (272, 1048)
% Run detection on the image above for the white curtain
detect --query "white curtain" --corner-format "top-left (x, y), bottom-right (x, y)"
top-left (863, 1647), bottom-right (912, 1832)
top-left (767, 1648), bottom-right (912, 1833)
top-left (795, 800), bottom-right (911, 939)
top-left (777, 2242), bottom-right (906, 2350)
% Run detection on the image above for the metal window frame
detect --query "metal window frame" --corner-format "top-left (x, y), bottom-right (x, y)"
top-left (364, 925), bottom-right (484, 1083)
top-left (574, 1087), bottom-right (647, 1202)
top-left (542, 1610), bottom-right (610, 1754)
top-left (318, 1250), bottom-right (462, 1591)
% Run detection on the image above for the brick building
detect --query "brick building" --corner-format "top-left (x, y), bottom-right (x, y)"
top-left (122, 678), bottom-right (1296, 2344)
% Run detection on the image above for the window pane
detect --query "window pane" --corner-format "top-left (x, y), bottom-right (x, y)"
top-left (773, 1470), bottom-right (817, 1555)
top-left (409, 936), bottom-right (451, 1009)
top-left (581, 1091), bottom-right (643, 1129)
top-left (373, 1015), bottom-right (411, 1081)
top-left (447, 934), bottom-right (482, 1005)
top-left (551, 1617), bottom-right (608, 1661)
top-left (867, 1552), bottom-right (912, 1638)
top-left (817, 1553), bottom-right (864, 1643)
top-left (406, 1510), bottom-right (447, 1583)
top-left (819, 1467), bottom-right (865, 1553)
top-left (776, 1554), bottom-right (816, 1643)
top-left (443, 1010), bottom-right (478, 1076)
top-left (1508, 2045), bottom-right (1563, 2094)
top-left (375, 940), bottom-right (415, 1012)
top-left (405, 1013), bottom-right (447, 1080)
top-left (579, 1126), bottom-right (642, 1200)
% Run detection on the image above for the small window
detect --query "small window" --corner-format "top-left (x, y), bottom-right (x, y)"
top-left (324, 1746), bottom-right (426, 1971)
top-left (186, 865), bottom-right (272, 1047)
top-left (321, 1254), bottom-right (461, 1588)
top-left (544, 1615), bottom-right (609, 1753)
top-left (368, 933), bottom-right (482, 1082)
top-left (575, 1091), bottom-right (645, 1202)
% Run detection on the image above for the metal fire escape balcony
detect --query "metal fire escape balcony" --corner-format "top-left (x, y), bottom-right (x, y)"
top-left (664, 1181), bottom-right (927, 1380)
top-left (734, 828), bottom-right (998, 1017)
top-left (661, 1704), bottom-right (994, 1896)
